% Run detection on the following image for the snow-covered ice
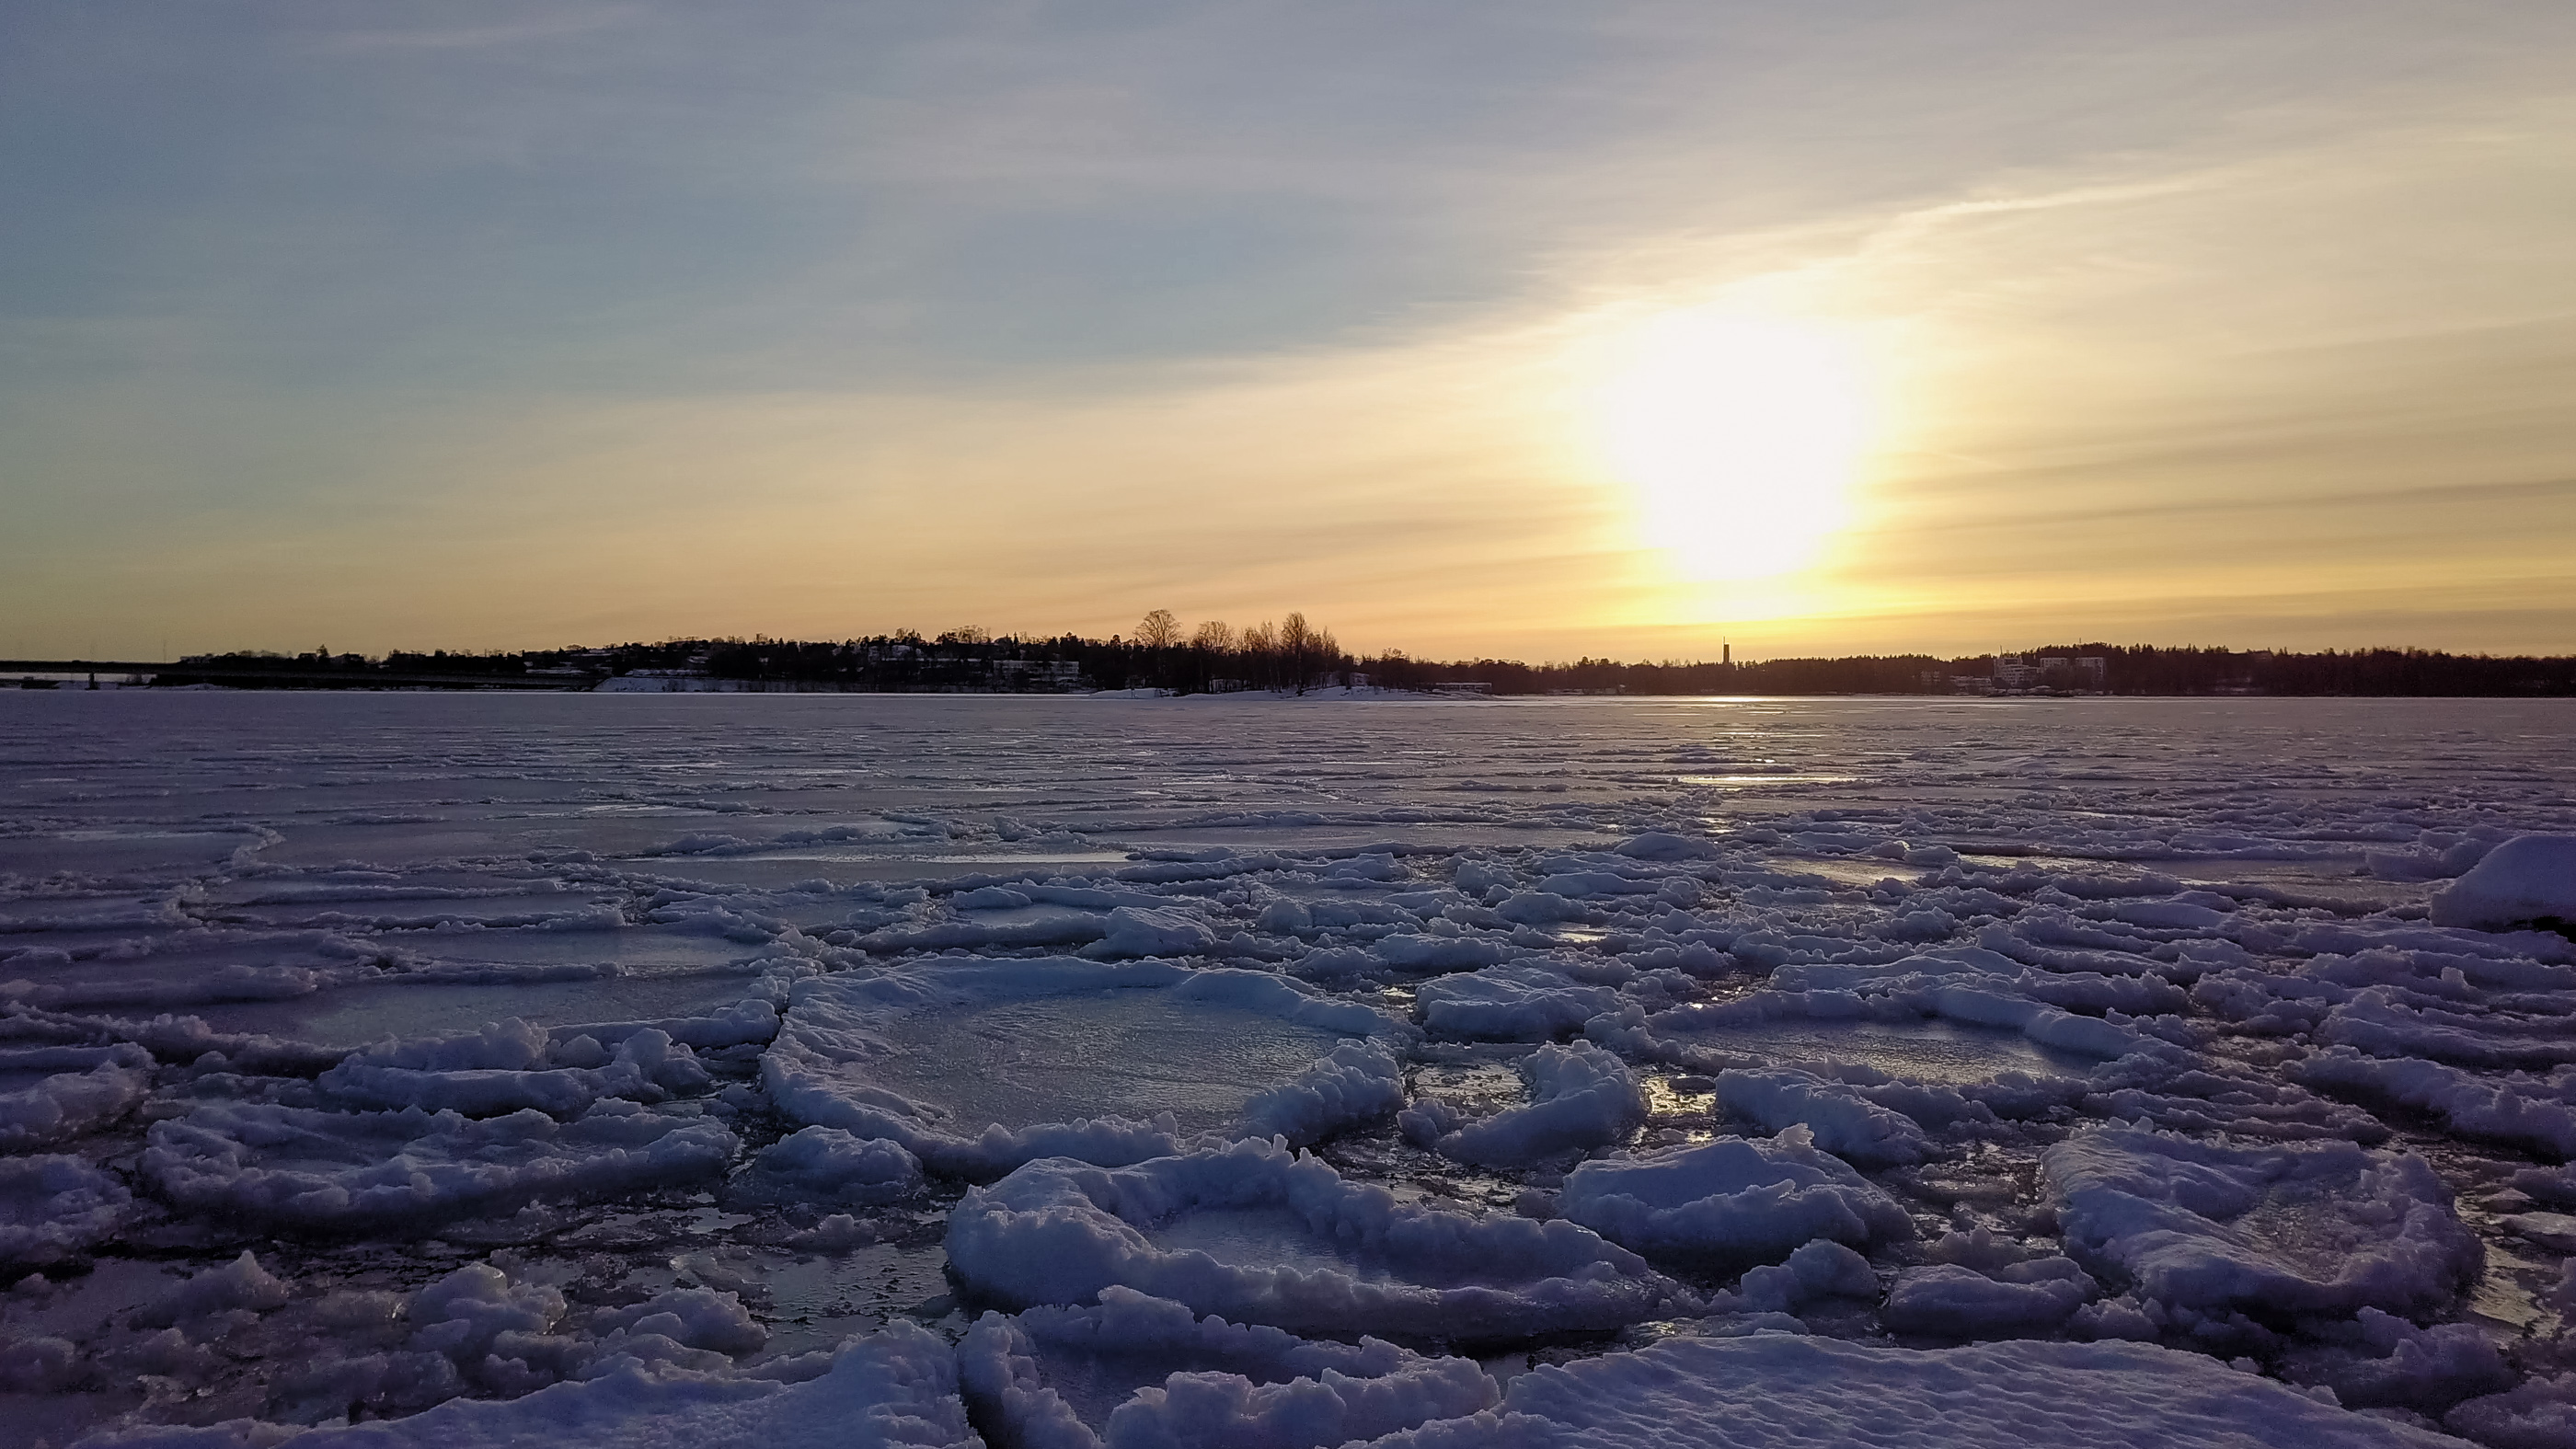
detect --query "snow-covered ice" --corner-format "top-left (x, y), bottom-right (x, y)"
top-left (945, 1138), bottom-right (1675, 1338)
top-left (4, 690), bottom-right (2575, 1445)
top-left (2433, 835), bottom-right (2576, 933)
top-left (1560, 1126), bottom-right (1915, 1261)
top-left (2044, 1126), bottom-right (2484, 1320)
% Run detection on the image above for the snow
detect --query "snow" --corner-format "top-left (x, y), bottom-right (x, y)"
top-left (745, 1127), bottom-right (925, 1205)
top-left (1709, 1067), bottom-right (1928, 1165)
top-left (1559, 1126), bottom-right (1915, 1261)
top-left (316, 1018), bottom-right (711, 1116)
top-left (945, 1138), bottom-right (1676, 1337)
top-left (73, 1322), bottom-right (977, 1449)
top-left (0, 1043), bottom-right (153, 1149)
top-left (135, 1250), bottom-right (293, 1327)
top-left (141, 1098), bottom-right (738, 1227)
top-left (2293, 1049), bottom-right (2576, 1158)
top-left (1881, 1259), bottom-right (2096, 1337)
top-left (0, 1153), bottom-right (130, 1266)
top-left (6, 691), bottom-right (2576, 1445)
top-left (2432, 834), bottom-right (2576, 931)
top-left (1403, 1332), bottom-right (2464, 1447)
top-left (1411, 963), bottom-right (1624, 1041)
top-left (957, 1287), bottom-right (1497, 1448)
top-left (2043, 1127), bottom-right (2483, 1318)
top-left (1404, 1041), bottom-right (1647, 1166)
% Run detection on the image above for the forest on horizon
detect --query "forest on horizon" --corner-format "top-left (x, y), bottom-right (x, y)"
top-left (147, 611), bottom-right (2576, 697)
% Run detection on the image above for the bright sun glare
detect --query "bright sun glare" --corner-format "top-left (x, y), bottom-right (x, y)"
top-left (1597, 307), bottom-right (1875, 581)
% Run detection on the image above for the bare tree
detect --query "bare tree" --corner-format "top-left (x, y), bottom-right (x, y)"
top-left (1136, 610), bottom-right (1180, 650)
top-left (1191, 619), bottom-right (1234, 651)
top-left (1280, 613), bottom-right (1315, 695)
top-left (1241, 620), bottom-right (1278, 693)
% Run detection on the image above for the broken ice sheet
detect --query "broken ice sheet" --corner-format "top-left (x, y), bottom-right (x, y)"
top-left (6, 694), bottom-right (2576, 1446)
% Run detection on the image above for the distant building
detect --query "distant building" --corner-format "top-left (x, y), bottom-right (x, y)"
top-left (990, 659), bottom-right (1082, 689)
top-left (1963, 652), bottom-right (2106, 695)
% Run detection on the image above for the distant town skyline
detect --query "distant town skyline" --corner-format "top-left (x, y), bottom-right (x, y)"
top-left (6, 2), bottom-right (2570, 660)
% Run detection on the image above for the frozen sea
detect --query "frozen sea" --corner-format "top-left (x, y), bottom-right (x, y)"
top-left (4, 691), bottom-right (2574, 1448)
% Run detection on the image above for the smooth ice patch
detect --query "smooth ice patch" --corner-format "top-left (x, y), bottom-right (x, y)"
top-left (1679, 1017), bottom-right (2097, 1083)
top-left (1622, 982), bottom-right (2132, 1084)
top-left (765, 959), bottom-right (1404, 1177)
top-left (871, 994), bottom-right (1332, 1134)
top-left (181, 972), bottom-right (771, 1049)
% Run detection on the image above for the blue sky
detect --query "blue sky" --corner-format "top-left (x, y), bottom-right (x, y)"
top-left (5, 1), bottom-right (2570, 659)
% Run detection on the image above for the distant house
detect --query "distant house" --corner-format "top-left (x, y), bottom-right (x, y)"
top-left (1959, 653), bottom-right (2106, 695)
top-left (991, 659), bottom-right (1082, 690)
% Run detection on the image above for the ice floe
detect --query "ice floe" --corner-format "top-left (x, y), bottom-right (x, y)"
top-left (763, 958), bottom-right (1404, 1176)
top-left (0, 1153), bottom-right (131, 1266)
top-left (945, 1138), bottom-right (1677, 1337)
top-left (1390, 1332), bottom-right (2462, 1447)
top-left (1559, 1126), bottom-right (1915, 1262)
top-left (2044, 1126), bottom-right (2483, 1319)
top-left (142, 1099), bottom-right (739, 1228)
top-left (957, 1287), bottom-right (1497, 1448)
top-left (1402, 1041), bottom-right (1647, 1166)
top-left (2432, 834), bottom-right (2576, 932)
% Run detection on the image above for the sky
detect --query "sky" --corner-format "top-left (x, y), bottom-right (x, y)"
top-left (4, 1), bottom-right (2570, 662)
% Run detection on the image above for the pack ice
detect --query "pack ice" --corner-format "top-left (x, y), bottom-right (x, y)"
top-left (4, 692), bottom-right (2575, 1448)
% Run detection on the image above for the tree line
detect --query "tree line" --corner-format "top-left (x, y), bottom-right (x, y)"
top-left (157, 633), bottom-right (2576, 696)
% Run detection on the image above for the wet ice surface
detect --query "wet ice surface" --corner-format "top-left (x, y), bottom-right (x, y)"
top-left (183, 972), bottom-right (768, 1049)
top-left (1146, 1207), bottom-right (1409, 1283)
top-left (1660, 1017), bottom-right (2099, 1084)
top-left (868, 993), bottom-right (1346, 1134)
top-left (4, 692), bottom-right (2576, 1447)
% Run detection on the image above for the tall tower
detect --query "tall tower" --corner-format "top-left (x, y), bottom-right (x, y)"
top-left (1722, 640), bottom-right (1731, 665)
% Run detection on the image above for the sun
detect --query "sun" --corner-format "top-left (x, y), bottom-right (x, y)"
top-left (1595, 306), bottom-right (1876, 581)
